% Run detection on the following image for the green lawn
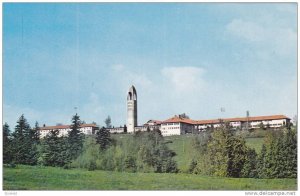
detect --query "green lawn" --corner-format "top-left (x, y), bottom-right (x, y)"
top-left (3, 165), bottom-right (297, 190)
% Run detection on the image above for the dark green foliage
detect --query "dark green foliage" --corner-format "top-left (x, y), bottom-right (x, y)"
top-left (188, 159), bottom-right (197, 173)
top-left (257, 144), bottom-right (267, 178)
top-left (67, 113), bottom-right (84, 161)
top-left (96, 127), bottom-right (112, 151)
top-left (33, 122), bottom-right (41, 144)
top-left (226, 137), bottom-right (248, 177)
top-left (256, 128), bottom-right (297, 179)
top-left (39, 130), bottom-right (69, 167)
top-left (124, 155), bottom-right (137, 172)
top-left (3, 123), bottom-right (13, 164)
top-left (241, 148), bottom-right (258, 178)
top-left (11, 115), bottom-right (39, 165)
top-left (200, 123), bottom-right (248, 177)
top-left (282, 129), bottom-right (297, 178)
top-left (104, 115), bottom-right (112, 128)
top-left (26, 122), bottom-right (40, 165)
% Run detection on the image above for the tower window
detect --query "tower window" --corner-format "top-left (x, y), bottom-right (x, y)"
top-left (128, 92), bottom-right (132, 100)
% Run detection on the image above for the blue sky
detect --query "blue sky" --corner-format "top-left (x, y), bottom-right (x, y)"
top-left (3, 3), bottom-right (297, 128)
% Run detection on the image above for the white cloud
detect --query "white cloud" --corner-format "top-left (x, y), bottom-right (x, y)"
top-left (161, 66), bottom-right (205, 93)
top-left (226, 18), bottom-right (296, 58)
top-left (226, 19), bottom-right (265, 42)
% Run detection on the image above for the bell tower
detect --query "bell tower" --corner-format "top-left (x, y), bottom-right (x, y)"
top-left (127, 85), bottom-right (137, 133)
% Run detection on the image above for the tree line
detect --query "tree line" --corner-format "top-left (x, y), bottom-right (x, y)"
top-left (3, 114), bottom-right (178, 173)
top-left (3, 114), bottom-right (297, 178)
top-left (187, 122), bottom-right (297, 178)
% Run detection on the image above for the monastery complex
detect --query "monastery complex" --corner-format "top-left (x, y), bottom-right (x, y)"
top-left (40, 85), bottom-right (291, 137)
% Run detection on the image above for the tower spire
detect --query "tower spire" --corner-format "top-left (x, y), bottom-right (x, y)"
top-left (127, 85), bottom-right (137, 133)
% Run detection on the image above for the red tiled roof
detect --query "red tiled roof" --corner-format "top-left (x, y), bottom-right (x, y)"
top-left (40, 124), bottom-right (97, 130)
top-left (144, 120), bottom-right (162, 125)
top-left (162, 114), bottom-right (290, 125)
top-left (162, 116), bottom-right (197, 124)
top-left (195, 115), bottom-right (290, 125)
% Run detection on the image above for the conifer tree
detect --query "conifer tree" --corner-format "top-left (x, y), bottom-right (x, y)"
top-left (33, 121), bottom-right (41, 144)
top-left (40, 130), bottom-right (68, 167)
top-left (11, 114), bottom-right (33, 164)
top-left (3, 123), bottom-right (12, 164)
top-left (282, 128), bottom-right (297, 178)
top-left (67, 113), bottom-right (84, 161)
top-left (241, 148), bottom-right (257, 178)
top-left (96, 127), bottom-right (112, 151)
top-left (207, 123), bottom-right (248, 177)
top-left (104, 116), bottom-right (112, 128)
top-left (24, 121), bottom-right (40, 165)
top-left (257, 144), bottom-right (267, 178)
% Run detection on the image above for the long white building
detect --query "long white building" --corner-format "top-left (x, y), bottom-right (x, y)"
top-left (39, 124), bottom-right (98, 138)
top-left (159, 114), bottom-right (290, 136)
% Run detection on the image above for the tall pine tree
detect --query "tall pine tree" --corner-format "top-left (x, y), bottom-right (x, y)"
top-left (11, 114), bottom-right (34, 164)
top-left (67, 113), bottom-right (84, 161)
top-left (96, 127), bottom-right (112, 151)
top-left (3, 123), bottom-right (12, 164)
top-left (283, 128), bottom-right (297, 178)
top-left (40, 130), bottom-right (69, 167)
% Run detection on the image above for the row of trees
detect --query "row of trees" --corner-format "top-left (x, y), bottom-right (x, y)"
top-left (3, 114), bottom-right (297, 177)
top-left (3, 114), bottom-right (177, 173)
top-left (188, 123), bottom-right (297, 178)
top-left (3, 114), bottom-right (86, 168)
top-left (3, 115), bottom-right (39, 165)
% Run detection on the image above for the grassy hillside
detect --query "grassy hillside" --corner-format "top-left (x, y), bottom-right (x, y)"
top-left (3, 165), bottom-right (296, 190)
top-left (165, 135), bottom-right (197, 172)
top-left (112, 134), bottom-right (265, 172)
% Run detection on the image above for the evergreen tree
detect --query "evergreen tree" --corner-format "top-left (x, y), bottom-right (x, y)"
top-left (282, 128), bottom-right (297, 178)
top-left (25, 122), bottom-right (40, 165)
top-left (207, 123), bottom-right (248, 177)
top-left (104, 116), bottom-right (112, 128)
top-left (257, 144), bottom-right (267, 178)
top-left (241, 148), bottom-right (257, 178)
top-left (256, 127), bottom-right (297, 179)
top-left (3, 123), bottom-right (13, 164)
top-left (33, 122), bottom-right (41, 144)
top-left (124, 124), bottom-right (127, 133)
top-left (11, 114), bottom-right (33, 165)
top-left (40, 130), bottom-right (68, 167)
top-left (96, 127), bottom-right (112, 151)
top-left (272, 136), bottom-right (285, 178)
top-left (67, 113), bottom-right (84, 161)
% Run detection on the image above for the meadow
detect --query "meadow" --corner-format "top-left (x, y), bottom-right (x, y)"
top-left (3, 165), bottom-right (297, 190)
top-left (4, 133), bottom-right (295, 190)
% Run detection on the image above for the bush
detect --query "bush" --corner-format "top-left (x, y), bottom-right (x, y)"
top-left (71, 137), bottom-right (100, 170)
